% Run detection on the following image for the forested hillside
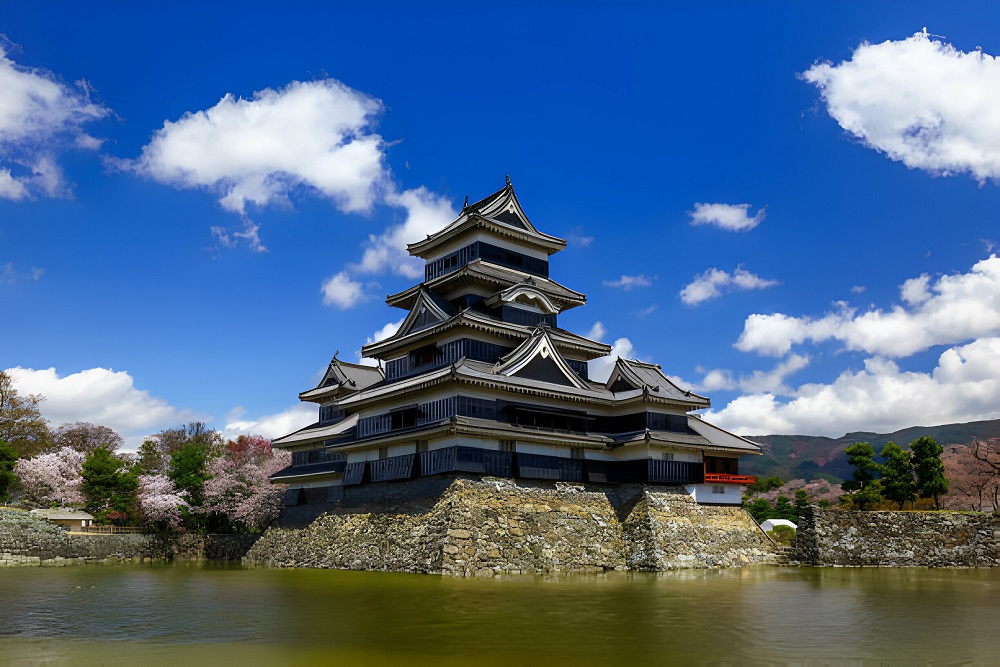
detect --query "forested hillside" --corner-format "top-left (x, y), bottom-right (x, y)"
top-left (743, 419), bottom-right (1000, 483)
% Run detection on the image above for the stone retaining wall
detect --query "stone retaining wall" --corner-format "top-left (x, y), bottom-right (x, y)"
top-left (0, 509), bottom-right (258, 566)
top-left (792, 506), bottom-right (999, 567)
top-left (245, 477), bottom-right (778, 575)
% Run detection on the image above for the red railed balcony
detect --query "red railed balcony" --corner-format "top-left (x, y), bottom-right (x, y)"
top-left (704, 472), bottom-right (757, 485)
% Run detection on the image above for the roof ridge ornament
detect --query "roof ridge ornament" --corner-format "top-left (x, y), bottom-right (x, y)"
top-left (506, 174), bottom-right (511, 186)
top-left (463, 195), bottom-right (469, 209)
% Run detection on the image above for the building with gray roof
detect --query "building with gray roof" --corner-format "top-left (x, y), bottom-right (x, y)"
top-left (271, 179), bottom-right (759, 505)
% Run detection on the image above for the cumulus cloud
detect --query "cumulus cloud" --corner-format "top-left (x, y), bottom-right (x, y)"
top-left (357, 317), bottom-right (405, 366)
top-left (0, 42), bottom-right (109, 200)
top-left (603, 274), bottom-right (654, 291)
top-left (222, 402), bottom-right (316, 441)
top-left (736, 255), bottom-right (1000, 357)
top-left (687, 353), bottom-right (811, 396)
top-left (688, 203), bottom-right (765, 231)
top-left (129, 79), bottom-right (385, 215)
top-left (352, 186), bottom-right (457, 280)
top-left (680, 267), bottom-right (779, 305)
top-left (705, 338), bottom-right (1000, 437)
top-left (802, 30), bottom-right (1000, 183)
top-left (4, 366), bottom-right (196, 447)
top-left (589, 337), bottom-right (637, 383)
top-left (586, 322), bottom-right (607, 340)
top-left (321, 271), bottom-right (366, 309)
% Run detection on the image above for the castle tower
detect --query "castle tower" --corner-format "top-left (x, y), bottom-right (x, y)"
top-left (271, 179), bottom-right (759, 505)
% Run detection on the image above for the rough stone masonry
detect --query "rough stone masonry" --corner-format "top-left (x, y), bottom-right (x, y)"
top-left (244, 476), bottom-right (779, 575)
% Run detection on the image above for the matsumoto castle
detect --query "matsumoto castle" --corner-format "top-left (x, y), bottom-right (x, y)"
top-left (271, 179), bottom-right (760, 505)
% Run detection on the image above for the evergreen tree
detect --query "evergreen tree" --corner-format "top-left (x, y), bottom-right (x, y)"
top-left (793, 489), bottom-right (810, 519)
top-left (910, 436), bottom-right (949, 510)
top-left (879, 442), bottom-right (915, 510)
top-left (168, 441), bottom-right (211, 507)
top-left (773, 494), bottom-right (797, 521)
top-left (0, 439), bottom-right (17, 503)
top-left (80, 446), bottom-right (138, 520)
top-left (843, 442), bottom-right (882, 510)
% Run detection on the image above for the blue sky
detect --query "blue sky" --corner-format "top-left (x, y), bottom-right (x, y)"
top-left (4, 2), bottom-right (1000, 446)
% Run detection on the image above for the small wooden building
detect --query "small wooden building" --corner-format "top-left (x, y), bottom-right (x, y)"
top-left (30, 508), bottom-right (95, 531)
top-left (271, 179), bottom-right (761, 505)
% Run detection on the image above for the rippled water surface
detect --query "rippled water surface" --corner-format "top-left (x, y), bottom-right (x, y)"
top-left (0, 564), bottom-right (997, 665)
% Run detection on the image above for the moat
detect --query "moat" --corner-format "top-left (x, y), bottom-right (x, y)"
top-left (0, 564), bottom-right (996, 664)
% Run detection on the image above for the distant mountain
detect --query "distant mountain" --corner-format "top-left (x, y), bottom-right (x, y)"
top-left (742, 419), bottom-right (1000, 483)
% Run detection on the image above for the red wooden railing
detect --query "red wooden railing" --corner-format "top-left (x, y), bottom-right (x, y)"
top-left (704, 472), bottom-right (757, 485)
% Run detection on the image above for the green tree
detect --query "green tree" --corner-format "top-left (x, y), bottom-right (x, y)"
top-left (168, 441), bottom-right (211, 507)
top-left (80, 446), bottom-right (138, 521)
top-left (773, 494), bottom-right (797, 521)
top-left (844, 442), bottom-right (879, 491)
top-left (136, 440), bottom-right (166, 475)
top-left (793, 489), bottom-right (810, 519)
top-left (879, 442), bottom-right (916, 510)
top-left (744, 497), bottom-right (773, 523)
top-left (910, 436), bottom-right (949, 510)
top-left (0, 371), bottom-right (53, 457)
top-left (0, 439), bottom-right (18, 503)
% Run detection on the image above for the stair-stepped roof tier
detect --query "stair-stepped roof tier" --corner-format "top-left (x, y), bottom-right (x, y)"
top-left (298, 356), bottom-right (384, 403)
top-left (360, 308), bottom-right (611, 361)
top-left (408, 179), bottom-right (567, 259)
top-left (386, 259), bottom-right (587, 312)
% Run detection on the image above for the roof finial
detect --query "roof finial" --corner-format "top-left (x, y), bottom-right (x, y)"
top-left (332, 350), bottom-right (340, 363)
top-left (463, 195), bottom-right (469, 208)
top-left (505, 174), bottom-right (511, 186)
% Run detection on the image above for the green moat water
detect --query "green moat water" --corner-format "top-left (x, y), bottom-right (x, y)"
top-left (0, 564), bottom-right (996, 665)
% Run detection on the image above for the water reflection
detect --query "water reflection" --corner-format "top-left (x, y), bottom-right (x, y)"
top-left (0, 565), bottom-right (997, 664)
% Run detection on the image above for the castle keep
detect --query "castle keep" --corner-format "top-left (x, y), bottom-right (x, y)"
top-left (269, 179), bottom-right (760, 506)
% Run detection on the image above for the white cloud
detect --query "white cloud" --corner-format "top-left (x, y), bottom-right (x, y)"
top-left (222, 402), bottom-right (316, 441)
top-left (586, 321), bottom-right (606, 340)
top-left (321, 271), bottom-right (366, 309)
top-left (850, 285), bottom-right (866, 294)
top-left (689, 203), bottom-right (765, 231)
top-left (129, 79), bottom-right (385, 215)
top-left (567, 228), bottom-right (594, 249)
top-left (0, 43), bottom-right (109, 200)
top-left (357, 318), bottom-right (405, 366)
top-left (0, 262), bottom-right (45, 285)
top-left (352, 186), bottom-right (457, 280)
top-left (680, 267), bottom-right (779, 305)
top-left (705, 338), bottom-right (1000, 437)
top-left (603, 274), bottom-right (654, 291)
top-left (687, 353), bottom-right (811, 396)
top-left (210, 219), bottom-right (267, 253)
top-left (589, 337), bottom-right (636, 383)
top-left (4, 366), bottom-right (196, 447)
top-left (803, 30), bottom-right (1000, 183)
top-left (736, 255), bottom-right (1000, 357)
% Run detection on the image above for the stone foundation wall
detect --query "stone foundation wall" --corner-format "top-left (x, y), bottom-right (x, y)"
top-left (245, 477), bottom-right (778, 575)
top-left (792, 506), bottom-right (999, 567)
top-left (0, 509), bottom-right (257, 566)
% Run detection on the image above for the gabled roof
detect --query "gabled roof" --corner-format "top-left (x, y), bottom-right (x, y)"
top-left (361, 308), bottom-right (611, 360)
top-left (494, 327), bottom-right (591, 390)
top-left (271, 413), bottom-right (360, 448)
top-left (386, 259), bottom-right (586, 311)
top-left (605, 358), bottom-right (709, 407)
top-left (30, 509), bottom-right (94, 520)
top-left (407, 179), bottom-right (567, 258)
top-left (395, 287), bottom-right (457, 338)
top-left (298, 355), bottom-right (384, 402)
top-left (483, 282), bottom-right (560, 314)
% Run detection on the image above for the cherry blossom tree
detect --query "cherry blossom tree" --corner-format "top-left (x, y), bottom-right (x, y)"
top-left (137, 474), bottom-right (189, 529)
top-left (201, 437), bottom-right (289, 532)
top-left (13, 446), bottom-right (85, 507)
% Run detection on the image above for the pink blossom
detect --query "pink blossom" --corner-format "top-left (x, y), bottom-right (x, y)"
top-left (13, 446), bottom-right (85, 507)
top-left (137, 474), bottom-right (189, 528)
top-left (201, 443), bottom-right (289, 531)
